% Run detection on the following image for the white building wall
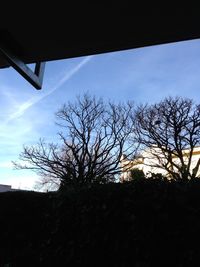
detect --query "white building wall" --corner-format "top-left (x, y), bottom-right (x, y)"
top-left (121, 146), bottom-right (200, 181)
top-left (0, 184), bottom-right (12, 192)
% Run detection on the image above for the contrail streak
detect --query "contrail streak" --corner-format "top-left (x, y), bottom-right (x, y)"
top-left (6, 55), bottom-right (93, 122)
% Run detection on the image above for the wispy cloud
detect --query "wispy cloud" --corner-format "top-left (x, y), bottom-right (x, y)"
top-left (6, 55), bottom-right (93, 123)
top-left (0, 161), bottom-right (13, 168)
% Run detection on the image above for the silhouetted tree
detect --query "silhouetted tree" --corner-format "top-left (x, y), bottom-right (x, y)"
top-left (134, 96), bottom-right (200, 180)
top-left (13, 94), bottom-right (137, 189)
top-left (130, 168), bottom-right (145, 181)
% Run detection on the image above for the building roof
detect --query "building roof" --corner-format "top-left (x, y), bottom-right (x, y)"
top-left (1, 8), bottom-right (199, 88)
top-left (1, 12), bottom-right (200, 68)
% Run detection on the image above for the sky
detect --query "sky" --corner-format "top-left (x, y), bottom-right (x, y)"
top-left (0, 38), bottom-right (200, 190)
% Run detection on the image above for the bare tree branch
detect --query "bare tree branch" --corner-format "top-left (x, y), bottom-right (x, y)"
top-left (14, 94), bottom-right (137, 189)
top-left (134, 96), bottom-right (200, 180)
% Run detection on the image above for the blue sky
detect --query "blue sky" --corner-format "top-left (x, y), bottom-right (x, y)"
top-left (0, 38), bottom-right (200, 190)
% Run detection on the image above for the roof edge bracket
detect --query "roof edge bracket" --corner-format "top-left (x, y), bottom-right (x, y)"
top-left (0, 45), bottom-right (45, 90)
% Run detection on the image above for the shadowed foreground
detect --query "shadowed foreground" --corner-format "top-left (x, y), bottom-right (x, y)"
top-left (0, 179), bottom-right (200, 266)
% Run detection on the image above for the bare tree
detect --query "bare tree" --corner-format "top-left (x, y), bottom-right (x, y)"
top-left (13, 94), bottom-right (136, 189)
top-left (134, 96), bottom-right (200, 180)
